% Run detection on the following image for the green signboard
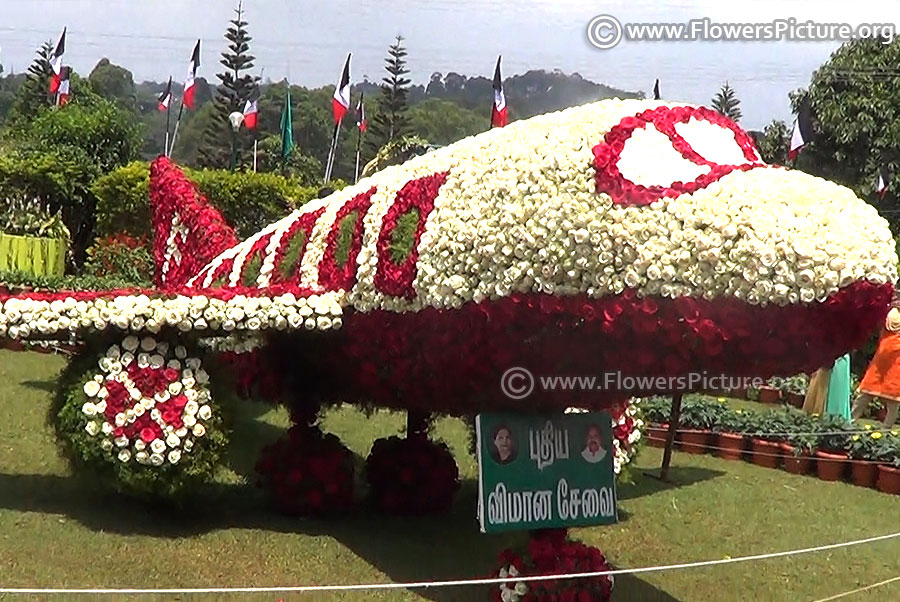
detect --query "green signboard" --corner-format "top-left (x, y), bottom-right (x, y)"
top-left (476, 412), bottom-right (618, 533)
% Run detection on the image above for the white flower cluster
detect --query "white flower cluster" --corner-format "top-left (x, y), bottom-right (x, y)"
top-left (80, 336), bottom-right (211, 466)
top-left (0, 292), bottom-right (345, 340)
top-left (497, 565), bottom-right (528, 602)
top-left (191, 98), bottom-right (896, 315)
top-left (199, 333), bottom-right (265, 354)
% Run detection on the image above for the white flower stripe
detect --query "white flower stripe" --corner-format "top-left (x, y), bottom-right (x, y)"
top-left (0, 292), bottom-right (344, 339)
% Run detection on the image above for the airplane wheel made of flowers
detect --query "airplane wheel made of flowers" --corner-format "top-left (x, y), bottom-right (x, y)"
top-left (51, 333), bottom-right (229, 503)
top-left (365, 411), bottom-right (460, 514)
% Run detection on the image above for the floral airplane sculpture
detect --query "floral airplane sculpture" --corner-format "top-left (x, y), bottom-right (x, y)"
top-left (0, 99), bottom-right (896, 505)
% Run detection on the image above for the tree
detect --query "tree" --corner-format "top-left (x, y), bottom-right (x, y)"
top-left (786, 34), bottom-right (900, 227)
top-left (88, 58), bottom-right (137, 112)
top-left (198, 0), bottom-right (260, 169)
top-left (711, 82), bottom-right (742, 122)
top-left (754, 119), bottom-right (790, 165)
top-left (255, 134), bottom-right (322, 185)
top-left (5, 41), bottom-right (54, 127)
top-left (366, 35), bottom-right (412, 156)
top-left (407, 98), bottom-right (483, 145)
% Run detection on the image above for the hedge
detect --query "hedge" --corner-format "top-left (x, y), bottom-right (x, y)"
top-left (93, 162), bottom-right (323, 239)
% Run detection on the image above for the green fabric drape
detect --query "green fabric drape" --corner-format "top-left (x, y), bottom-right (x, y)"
top-left (0, 233), bottom-right (66, 277)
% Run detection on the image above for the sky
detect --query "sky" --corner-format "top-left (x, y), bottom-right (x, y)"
top-left (0, 0), bottom-right (897, 129)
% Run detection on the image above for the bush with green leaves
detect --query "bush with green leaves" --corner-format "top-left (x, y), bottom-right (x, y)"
top-left (93, 162), bottom-right (323, 239)
top-left (678, 398), bottom-right (727, 430)
top-left (711, 407), bottom-right (751, 434)
top-left (84, 233), bottom-right (153, 286)
top-left (0, 269), bottom-right (142, 292)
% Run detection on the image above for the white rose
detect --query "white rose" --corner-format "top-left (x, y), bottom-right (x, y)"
top-left (100, 439), bottom-right (114, 451)
top-left (150, 355), bottom-right (165, 369)
top-left (168, 382), bottom-right (183, 396)
top-left (176, 427), bottom-right (188, 438)
top-left (83, 380), bottom-right (101, 398)
top-left (98, 357), bottom-right (112, 373)
top-left (122, 336), bottom-right (139, 352)
top-left (183, 414), bottom-right (197, 428)
top-left (184, 439), bottom-right (194, 452)
top-left (184, 400), bottom-right (199, 416)
top-left (151, 439), bottom-right (166, 454)
top-left (193, 424), bottom-right (206, 438)
top-left (167, 360), bottom-right (182, 371)
top-left (134, 439), bottom-right (146, 451)
top-left (198, 405), bottom-right (212, 420)
top-left (106, 345), bottom-right (121, 360)
top-left (137, 354), bottom-right (150, 369)
top-left (175, 346), bottom-right (187, 359)
top-left (115, 413), bottom-right (126, 427)
top-left (84, 421), bottom-right (100, 436)
top-left (135, 451), bottom-right (150, 464)
top-left (196, 370), bottom-right (210, 384)
top-left (114, 435), bottom-right (129, 447)
top-left (101, 421), bottom-right (113, 435)
top-left (118, 449), bottom-right (131, 463)
top-left (149, 453), bottom-right (164, 466)
top-left (168, 450), bottom-right (182, 464)
top-left (140, 336), bottom-right (157, 352)
top-left (166, 433), bottom-right (181, 448)
top-left (120, 352), bottom-right (134, 366)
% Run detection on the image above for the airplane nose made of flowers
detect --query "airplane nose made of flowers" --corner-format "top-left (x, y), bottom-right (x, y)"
top-left (656, 166), bottom-right (897, 306)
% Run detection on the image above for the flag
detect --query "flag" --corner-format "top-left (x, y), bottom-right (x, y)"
top-left (243, 85), bottom-right (260, 130)
top-left (49, 27), bottom-right (66, 93)
top-left (877, 166), bottom-right (890, 199)
top-left (56, 66), bottom-right (70, 106)
top-left (491, 55), bottom-right (507, 128)
top-left (355, 92), bottom-right (366, 132)
top-left (281, 87), bottom-right (294, 160)
top-left (788, 98), bottom-right (813, 161)
top-left (158, 76), bottom-right (173, 111)
top-left (332, 53), bottom-right (351, 123)
top-left (653, 78), bottom-right (660, 100)
top-left (183, 39), bottom-right (200, 109)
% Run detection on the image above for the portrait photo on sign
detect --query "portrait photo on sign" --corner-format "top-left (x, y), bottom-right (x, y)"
top-left (581, 423), bottom-right (607, 463)
top-left (490, 424), bottom-right (517, 464)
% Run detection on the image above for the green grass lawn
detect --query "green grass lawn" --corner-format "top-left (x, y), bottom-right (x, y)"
top-left (1, 349), bottom-right (900, 601)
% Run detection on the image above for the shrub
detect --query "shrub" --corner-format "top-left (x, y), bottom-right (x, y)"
top-left (678, 398), bottom-right (726, 430)
top-left (93, 163), bottom-right (323, 239)
top-left (638, 396), bottom-right (671, 423)
top-left (0, 195), bottom-right (70, 240)
top-left (83, 233), bottom-right (153, 286)
top-left (712, 407), bottom-right (751, 434)
top-left (0, 269), bottom-right (141, 292)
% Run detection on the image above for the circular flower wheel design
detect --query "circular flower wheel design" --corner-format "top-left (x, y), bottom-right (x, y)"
top-left (53, 334), bottom-right (227, 501)
top-left (79, 335), bottom-right (214, 466)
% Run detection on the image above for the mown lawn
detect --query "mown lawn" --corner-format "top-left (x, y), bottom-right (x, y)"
top-left (1, 350), bottom-right (899, 601)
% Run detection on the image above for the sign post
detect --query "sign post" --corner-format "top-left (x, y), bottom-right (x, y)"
top-left (476, 411), bottom-right (617, 533)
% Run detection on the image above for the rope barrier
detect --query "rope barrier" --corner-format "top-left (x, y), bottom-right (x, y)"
top-left (1, 531), bottom-right (898, 595)
top-left (809, 575), bottom-right (900, 602)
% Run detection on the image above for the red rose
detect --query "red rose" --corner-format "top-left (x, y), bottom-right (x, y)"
top-left (140, 427), bottom-right (156, 443)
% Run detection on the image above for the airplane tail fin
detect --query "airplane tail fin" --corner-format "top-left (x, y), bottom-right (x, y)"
top-left (149, 157), bottom-right (239, 289)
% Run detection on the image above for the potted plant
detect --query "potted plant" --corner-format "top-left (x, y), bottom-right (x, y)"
top-left (639, 396), bottom-right (671, 448)
top-left (745, 411), bottom-right (789, 469)
top-left (0, 196), bottom-right (69, 278)
top-left (779, 407), bottom-right (817, 475)
top-left (875, 435), bottom-right (900, 495)
top-left (814, 415), bottom-right (852, 482)
top-left (677, 398), bottom-right (723, 454)
top-left (847, 427), bottom-right (884, 488)
top-left (781, 375), bottom-right (808, 408)
top-left (711, 408), bottom-right (749, 460)
top-left (757, 378), bottom-right (781, 404)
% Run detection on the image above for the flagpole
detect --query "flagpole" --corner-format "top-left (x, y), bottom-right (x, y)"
top-left (168, 103), bottom-right (185, 157)
top-left (253, 137), bottom-right (258, 172)
top-left (164, 101), bottom-right (172, 157)
top-left (324, 121), bottom-right (340, 184)
top-left (354, 124), bottom-right (361, 184)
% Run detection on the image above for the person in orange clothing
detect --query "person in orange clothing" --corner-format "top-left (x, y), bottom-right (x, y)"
top-left (852, 289), bottom-right (900, 426)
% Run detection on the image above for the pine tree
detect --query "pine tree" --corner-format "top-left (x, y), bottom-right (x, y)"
top-left (7, 41), bottom-right (54, 124)
top-left (366, 35), bottom-right (412, 156)
top-left (198, 0), bottom-right (260, 168)
top-left (711, 82), bottom-right (742, 122)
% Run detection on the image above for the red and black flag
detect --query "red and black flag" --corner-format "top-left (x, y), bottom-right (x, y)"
top-left (877, 166), bottom-right (890, 199)
top-left (332, 53), bottom-right (351, 123)
top-left (243, 85), bottom-right (260, 130)
top-left (789, 97), bottom-right (813, 161)
top-left (355, 92), bottom-right (366, 132)
top-left (158, 76), bottom-right (173, 111)
top-left (183, 39), bottom-right (200, 109)
top-left (653, 78), bottom-right (660, 100)
top-left (491, 55), bottom-right (507, 128)
top-left (49, 27), bottom-right (67, 93)
top-left (56, 66), bottom-right (71, 106)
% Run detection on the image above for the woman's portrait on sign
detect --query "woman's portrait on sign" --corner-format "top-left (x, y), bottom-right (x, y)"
top-left (490, 424), bottom-right (517, 464)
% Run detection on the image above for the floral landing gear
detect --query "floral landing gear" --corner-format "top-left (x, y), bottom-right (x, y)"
top-left (492, 528), bottom-right (614, 602)
top-left (365, 410), bottom-right (461, 514)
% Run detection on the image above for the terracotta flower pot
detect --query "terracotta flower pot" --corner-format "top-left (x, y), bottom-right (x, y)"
top-left (758, 387), bottom-right (781, 404)
top-left (716, 433), bottom-right (746, 460)
top-left (815, 451), bottom-right (848, 482)
top-left (647, 424), bottom-right (669, 448)
top-left (876, 465), bottom-right (900, 494)
top-left (750, 439), bottom-right (781, 469)
top-left (731, 387), bottom-right (747, 400)
top-left (678, 429), bottom-right (709, 454)
top-left (786, 392), bottom-right (805, 408)
top-left (781, 444), bottom-right (811, 475)
top-left (850, 462), bottom-right (878, 489)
